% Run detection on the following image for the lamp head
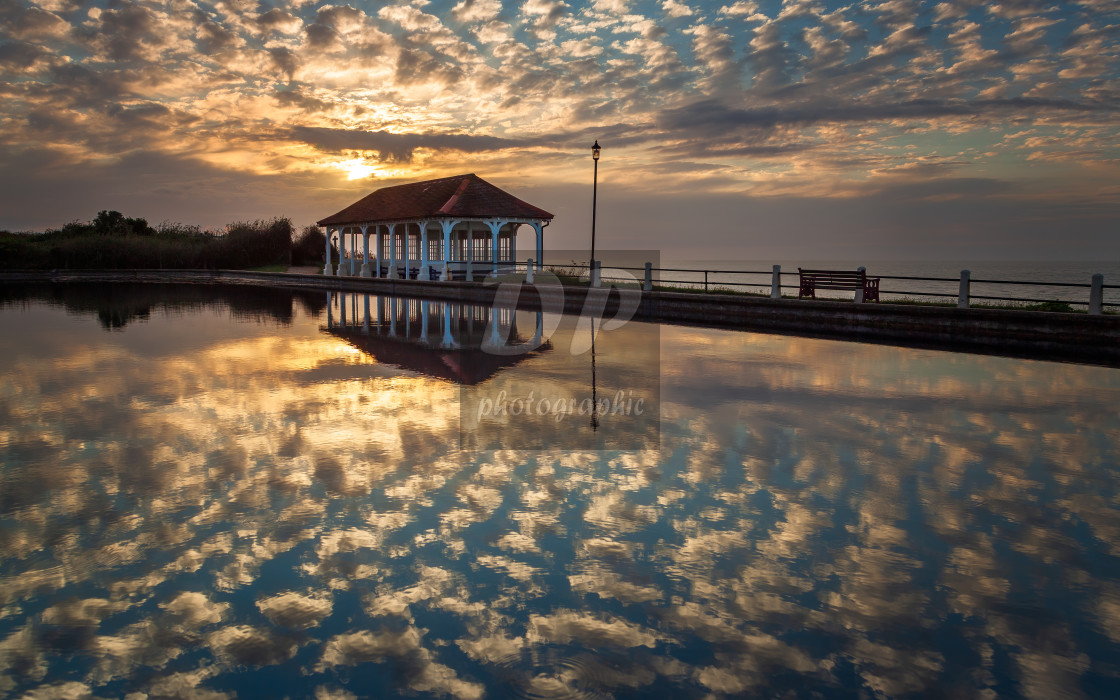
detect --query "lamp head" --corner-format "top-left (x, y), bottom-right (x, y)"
top-left (591, 140), bottom-right (601, 161)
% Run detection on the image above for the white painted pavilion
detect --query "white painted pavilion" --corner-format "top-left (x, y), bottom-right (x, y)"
top-left (317, 174), bottom-right (553, 281)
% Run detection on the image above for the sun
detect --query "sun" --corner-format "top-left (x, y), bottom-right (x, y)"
top-left (334, 158), bottom-right (378, 180)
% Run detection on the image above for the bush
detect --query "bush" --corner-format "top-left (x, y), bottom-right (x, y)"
top-left (292, 225), bottom-right (333, 266)
top-left (211, 218), bottom-right (293, 269)
top-left (0, 212), bottom-right (297, 270)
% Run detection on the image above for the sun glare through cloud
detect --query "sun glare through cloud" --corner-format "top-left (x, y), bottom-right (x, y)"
top-left (338, 159), bottom-right (379, 181)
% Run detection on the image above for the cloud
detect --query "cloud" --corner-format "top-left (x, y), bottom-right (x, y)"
top-left (256, 8), bottom-right (303, 34)
top-left (318, 628), bottom-right (483, 698)
top-left (0, 0), bottom-right (1114, 259)
top-left (526, 611), bottom-right (664, 648)
top-left (663, 0), bottom-right (694, 18)
top-left (81, 3), bottom-right (165, 62)
top-left (522, 0), bottom-right (568, 28)
top-left (257, 591), bottom-right (332, 629)
top-left (1, 4), bottom-right (68, 39)
top-left (207, 625), bottom-right (298, 666)
top-left (452, 0), bottom-right (503, 23)
top-left (656, 95), bottom-right (1101, 133)
top-left (290, 126), bottom-right (522, 161)
top-left (0, 40), bottom-right (54, 72)
top-left (162, 592), bottom-right (229, 628)
top-left (719, 1), bottom-right (761, 17)
top-left (686, 24), bottom-right (738, 91)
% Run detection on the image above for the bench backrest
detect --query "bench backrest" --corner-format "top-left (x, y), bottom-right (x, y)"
top-left (798, 268), bottom-right (867, 289)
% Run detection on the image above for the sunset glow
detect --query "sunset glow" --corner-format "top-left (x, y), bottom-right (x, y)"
top-left (0, 0), bottom-right (1117, 258)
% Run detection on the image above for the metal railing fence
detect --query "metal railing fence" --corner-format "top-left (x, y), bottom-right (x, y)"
top-left (517, 262), bottom-right (1118, 311)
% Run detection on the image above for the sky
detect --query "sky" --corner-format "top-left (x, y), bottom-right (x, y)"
top-left (0, 0), bottom-right (1117, 260)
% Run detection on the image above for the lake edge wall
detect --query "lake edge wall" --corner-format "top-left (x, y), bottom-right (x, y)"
top-left (4, 269), bottom-right (1119, 366)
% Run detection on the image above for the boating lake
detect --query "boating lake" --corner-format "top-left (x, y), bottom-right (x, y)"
top-left (2, 282), bottom-right (1120, 698)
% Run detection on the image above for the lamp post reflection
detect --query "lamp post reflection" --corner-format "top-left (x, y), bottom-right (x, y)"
top-left (590, 330), bottom-right (599, 431)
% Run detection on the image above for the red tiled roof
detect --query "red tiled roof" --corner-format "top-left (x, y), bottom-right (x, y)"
top-left (317, 174), bottom-right (554, 227)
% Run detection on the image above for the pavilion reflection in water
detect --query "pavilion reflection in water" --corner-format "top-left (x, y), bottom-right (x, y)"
top-left (323, 291), bottom-right (550, 384)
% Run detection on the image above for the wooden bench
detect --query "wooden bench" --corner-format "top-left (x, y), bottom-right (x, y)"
top-left (798, 268), bottom-right (880, 302)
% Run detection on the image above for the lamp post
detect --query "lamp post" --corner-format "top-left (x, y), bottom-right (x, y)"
top-left (589, 140), bottom-right (601, 431)
top-left (590, 140), bottom-right (600, 286)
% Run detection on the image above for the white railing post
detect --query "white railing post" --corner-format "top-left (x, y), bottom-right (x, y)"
top-left (591, 260), bottom-right (601, 288)
top-left (771, 264), bottom-right (781, 299)
top-left (526, 259), bottom-right (534, 284)
top-left (855, 266), bottom-right (865, 303)
top-left (1090, 273), bottom-right (1104, 315)
top-left (958, 269), bottom-right (971, 309)
top-left (643, 262), bottom-right (652, 292)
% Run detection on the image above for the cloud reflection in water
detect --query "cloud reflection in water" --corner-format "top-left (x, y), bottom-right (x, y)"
top-left (1, 285), bottom-right (1119, 698)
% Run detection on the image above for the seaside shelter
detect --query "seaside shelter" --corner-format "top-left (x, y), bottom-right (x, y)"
top-left (317, 174), bottom-right (554, 281)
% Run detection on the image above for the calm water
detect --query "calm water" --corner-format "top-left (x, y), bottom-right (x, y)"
top-left (3, 282), bottom-right (1120, 698)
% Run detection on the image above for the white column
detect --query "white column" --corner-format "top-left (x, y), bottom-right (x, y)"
top-left (509, 223), bottom-right (517, 265)
top-left (532, 222), bottom-right (543, 270)
top-left (323, 227), bottom-right (333, 275)
top-left (488, 306), bottom-right (501, 345)
top-left (336, 228), bottom-right (347, 276)
top-left (374, 226), bottom-right (382, 277)
top-left (408, 224), bottom-right (416, 278)
top-left (420, 222), bottom-right (430, 281)
top-left (488, 220), bottom-right (502, 276)
top-left (466, 221), bottom-right (473, 281)
top-left (441, 304), bottom-right (456, 348)
top-left (388, 224), bottom-right (398, 279)
top-left (440, 220), bottom-right (455, 281)
top-left (360, 226), bottom-right (371, 277)
top-left (532, 312), bottom-right (543, 346)
top-left (349, 231), bottom-right (356, 276)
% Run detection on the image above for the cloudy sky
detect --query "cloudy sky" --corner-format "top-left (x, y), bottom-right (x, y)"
top-left (1, 0), bottom-right (1117, 259)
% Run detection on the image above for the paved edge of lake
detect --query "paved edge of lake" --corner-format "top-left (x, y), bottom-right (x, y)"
top-left (4, 269), bottom-right (1119, 367)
